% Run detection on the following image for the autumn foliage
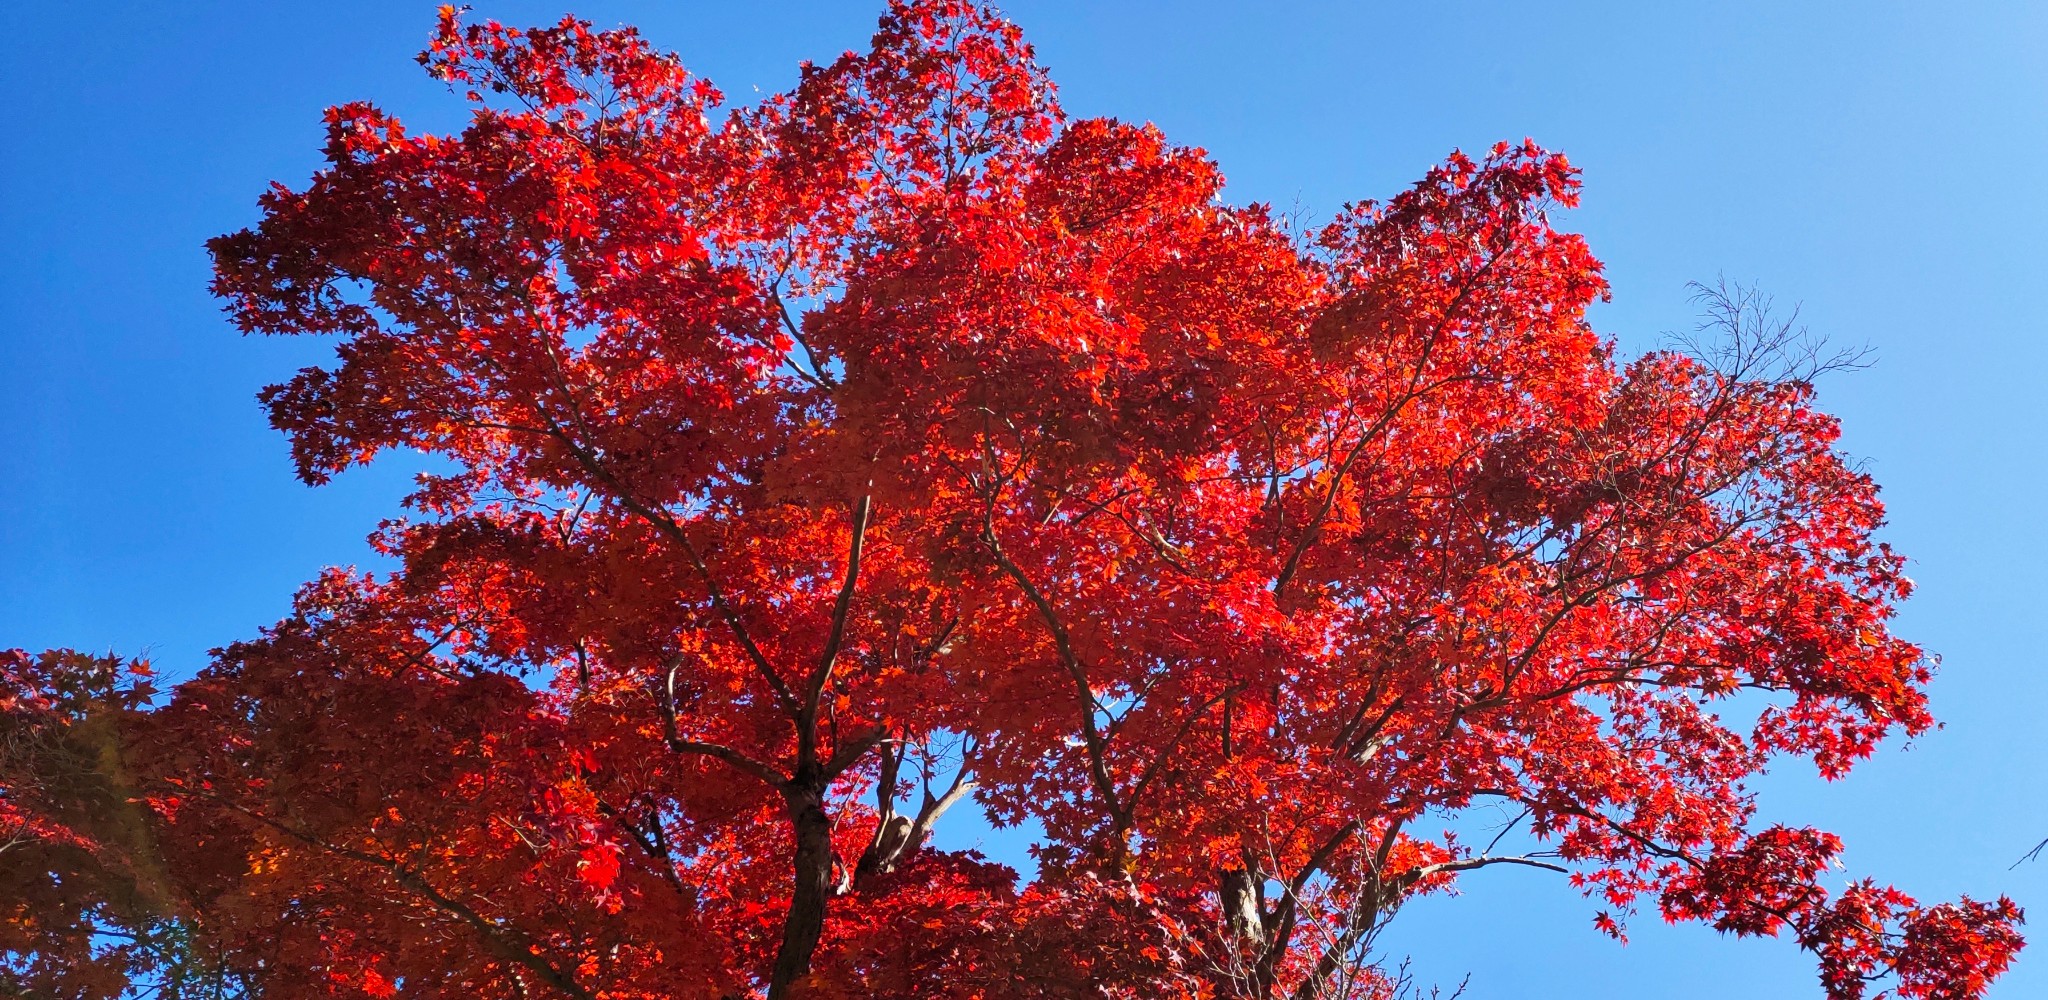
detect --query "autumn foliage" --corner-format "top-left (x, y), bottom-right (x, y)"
top-left (2, 3), bottom-right (2025, 998)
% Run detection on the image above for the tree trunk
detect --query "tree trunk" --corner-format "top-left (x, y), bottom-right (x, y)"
top-left (1221, 864), bottom-right (1267, 951)
top-left (1221, 863), bottom-right (1275, 996)
top-left (768, 783), bottom-right (836, 1000)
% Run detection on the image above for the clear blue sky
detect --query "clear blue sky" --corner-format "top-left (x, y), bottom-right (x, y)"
top-left (3, 2), bottom-right (2044, 996)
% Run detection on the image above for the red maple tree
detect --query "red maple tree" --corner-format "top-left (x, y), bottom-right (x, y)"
top-left (2, 4), bottom-right (2024, 998)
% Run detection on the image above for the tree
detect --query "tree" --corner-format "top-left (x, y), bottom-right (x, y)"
top-left (2, 3), bottom-right (2024, 998)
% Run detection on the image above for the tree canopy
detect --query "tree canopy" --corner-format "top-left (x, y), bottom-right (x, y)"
top-left (2, 3), bottom-right (2023, 998)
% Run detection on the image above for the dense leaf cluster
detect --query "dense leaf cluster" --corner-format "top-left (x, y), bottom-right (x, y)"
top-left (3, 3), bottom-right (2022, 998)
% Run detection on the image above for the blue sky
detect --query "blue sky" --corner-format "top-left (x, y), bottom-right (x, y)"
top-left (3, 2), bottom-right (2044, 996)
